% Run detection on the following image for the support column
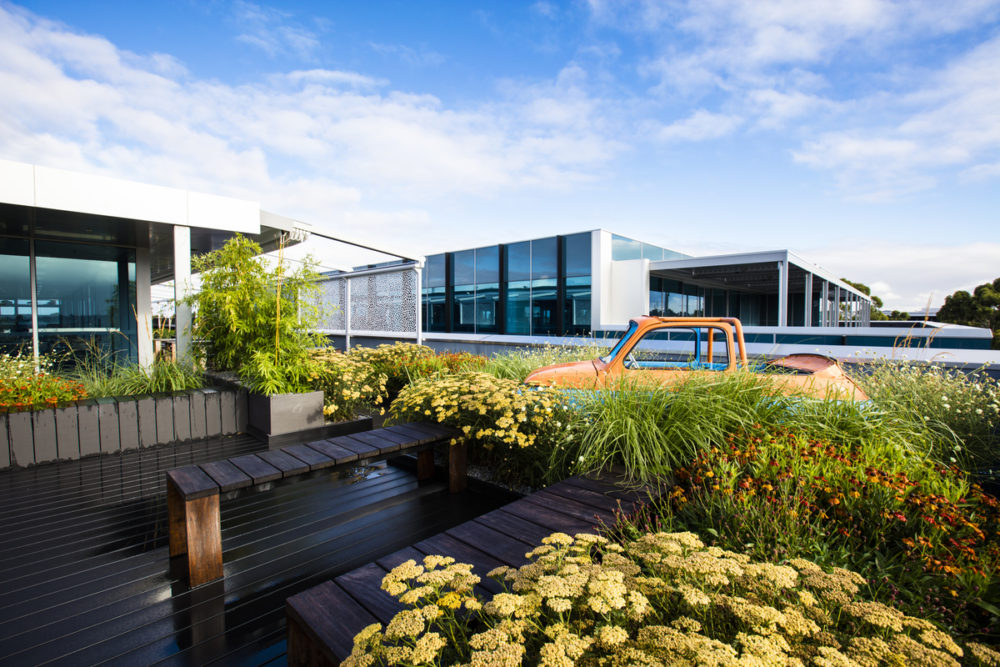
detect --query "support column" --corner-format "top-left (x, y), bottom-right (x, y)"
top-left (136, 244), bottom-right (154, 369)
top-left (820, 280), bottom-right (828, 327)
top-left (174, 225), bottom-right (192, 362)
top-left (344, 278), bottom-right (352, 351)
top-left (803, 273), bottom-right (813, 327)
top-left (834, 286), bottom-right (841, 327)
top-left (415, 266), bottom-right (423, 345)
top-left (777, 260), bottom-right (788, 327)
top-left (29, 238), bottom-right (39, 370)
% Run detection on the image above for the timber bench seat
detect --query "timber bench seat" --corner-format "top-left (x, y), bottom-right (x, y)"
top-left (285, 468), bottom-right (655, 666)
top-left (167, 422), bottom-right (464, 587)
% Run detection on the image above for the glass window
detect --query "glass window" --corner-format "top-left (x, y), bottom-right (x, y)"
top-left (504, 280), bottom-right (530, 334)
top-left (452, 250), bottom-right (475, 286)
top-left (531, 237), bottom-right (557, 280)
top-left (423, 287), bottom-right (447, 332)
top-left (0, 238), bottom-right (30, 354)
top-left (564, 276), bottom-right (591, 335)
top-left (34, 240), bottom-right (137, 360)
top-left (667, 292), bottom-right (685, 316)
top-left (424, 254), bottom-right (446, 288)
top-left (531, 278), bottom-right (557, 335)
top-left (506, 242), bottom-right (530, 282)
top-left (663, 248), bottom-right (688, 260)
top-left (452, 285), bottom-right (476, 332)
top-left (475, 283), bottom-right (498, 332)
top-left (642, 244), bottom-right (665, 261)
top-left (475, 246), bottom-right (499, 284)
top-left (563, 233), bottom-right (591, 277)
top-left (611, 235), bottom-right (641, 261)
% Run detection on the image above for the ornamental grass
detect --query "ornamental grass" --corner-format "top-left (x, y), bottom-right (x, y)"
top-left (852, 360), bottom-right (1000, 471)
top-left (344, 531), bottom-right (995, 666)
top-left (624, 424), bottom-right (1000, 640)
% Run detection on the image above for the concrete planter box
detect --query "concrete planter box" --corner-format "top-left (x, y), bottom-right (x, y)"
top-left (247, 390), bottom-right (324, 437)
top-left (1, 386), bottom-right (245, 470)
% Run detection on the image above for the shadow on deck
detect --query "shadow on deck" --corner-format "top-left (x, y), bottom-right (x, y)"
top-left (0, 434), bottom-right (516, 665)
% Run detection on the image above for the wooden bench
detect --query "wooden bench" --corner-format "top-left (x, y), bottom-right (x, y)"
top-left (285, 468), bottom-right (655, 666)
top-left (167, 422), bottom-right (464, 587)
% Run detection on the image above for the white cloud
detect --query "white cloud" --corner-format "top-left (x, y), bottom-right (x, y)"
top-left (368, 42), bottom-right (445, 68)
top-left (803, 241), bottom-right (1000, 311)
top-left (231, 1), bottom-right (321, 60)
top-left (652, 109), bottom-right (742, 142)
top-left (0, 2), bottom-right (627, 236)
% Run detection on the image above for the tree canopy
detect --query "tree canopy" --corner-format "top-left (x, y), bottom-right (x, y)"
top-left (937, 277), bottom-right (1000, 349)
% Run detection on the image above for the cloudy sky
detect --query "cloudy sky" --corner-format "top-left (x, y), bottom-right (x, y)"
top-left (2, 1), bottom-right (998, 311)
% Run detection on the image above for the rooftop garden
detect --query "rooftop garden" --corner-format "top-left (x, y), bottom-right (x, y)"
top-left (3, 234), bottom-right (999, 663)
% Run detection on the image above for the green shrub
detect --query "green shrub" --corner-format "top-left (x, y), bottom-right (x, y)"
top-left (853, 360), bottom-right (1000, 469)
top-left (308, 348), bottom-right (388, 422)
top-left (349, 342), bottom-right (438, 398)
top-left (389, 372), bottom-right (579, 487)
top-left (477, 342), bottom-right (605, 382)
top-left (344, 531), bottom-right (990, 666)
top-left (186, 235), bottom-right (325, 395)
top-left (627, 424), bottom-right (1000, 639)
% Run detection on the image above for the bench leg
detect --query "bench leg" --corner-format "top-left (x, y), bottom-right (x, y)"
top-left (416, 448), bottom-right (435, 481)
top-left (167, 481), bottom-right (223, 587)
top-left (448, 441), bottom-right (467, 493)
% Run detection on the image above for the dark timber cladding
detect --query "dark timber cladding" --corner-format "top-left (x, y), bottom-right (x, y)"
top-left (0, 431), bottom-right (513, 665)
top-left (287, 467), bottom-right (656, 666)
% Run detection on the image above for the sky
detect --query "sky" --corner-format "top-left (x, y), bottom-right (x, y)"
top-left (1, 0), bottom-right (998, 312)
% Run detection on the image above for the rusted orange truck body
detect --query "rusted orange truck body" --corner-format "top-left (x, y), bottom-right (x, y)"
top-left (524, 316), bottom-right (868, 401)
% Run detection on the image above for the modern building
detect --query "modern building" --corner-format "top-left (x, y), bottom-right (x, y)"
top-left (0, 159), bottom-right (309, 366)
top-left (422, 229), bottom-right (873, 338)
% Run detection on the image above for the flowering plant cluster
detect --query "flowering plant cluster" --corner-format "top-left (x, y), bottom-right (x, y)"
top-left (307, 348), bottom-right (388, 422)
top-left (856, 360), bottom-right (1000, 469)
top-left (0, 351), bottom-right (87, 413)
top-left (349, 342), bottom-right (440, 398)
top-left (344, 531), bottom-right (995, 666)
top-left (390, 372), bottom-right (575, 450)
top-left (652, 424), bottom-right (1000, 637)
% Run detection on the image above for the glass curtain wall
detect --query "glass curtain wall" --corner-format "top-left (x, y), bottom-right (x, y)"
top-left (649, 278), bottom-right (705, 317)
top-left (422, 254), bottom-right (447, 332)
top-left (425, 232), bottom-right (594, 336)
top-left (563, 233), bottom-right (591, 335)
top-left (0, 234), bottom-right (137, 361)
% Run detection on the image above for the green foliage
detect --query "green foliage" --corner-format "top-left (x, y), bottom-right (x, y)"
top-left (476, 342), bottom-right (606, 382)
top-left (71, 356), bottom-right (206, 398)
top-left (186, 234), bottom-right (326, 394)
top-left (308, 348), bottom-right (388, 422)
top-left (552, 370), bottom-right (936, 485)
top-left (630, 425), bottom-right (1000, 639)
top-left (348, 342), bottom-right (438, 398)
top-left (389, 372), bottom-right (578, 488)
top-left (888, 310), bottom-right (910, 320)
top-left (853, 360), bottom-right (1000, 470)
top-left (938, 277), bottom-right (1000, 349)
top-left (345, 531), bottom-right (985, 667)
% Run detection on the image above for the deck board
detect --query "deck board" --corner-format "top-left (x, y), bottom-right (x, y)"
top-left (0, 431), bottom-right (514, 666)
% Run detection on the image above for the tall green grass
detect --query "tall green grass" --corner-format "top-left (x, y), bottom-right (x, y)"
top-left (474, 342), bottom-right (606, 381)
top-left (70, 355), bottom-right (205, 398)
top-left (551, 370), bottom-right (937, 484)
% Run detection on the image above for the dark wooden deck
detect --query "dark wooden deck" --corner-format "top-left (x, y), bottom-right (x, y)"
top-left (286, 470), bottom-right (653, 664)
top-left (0, 434), bottom-right (516, 665)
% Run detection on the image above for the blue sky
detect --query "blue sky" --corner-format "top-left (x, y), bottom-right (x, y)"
top-left (2, 1), bottom-right (999, 311)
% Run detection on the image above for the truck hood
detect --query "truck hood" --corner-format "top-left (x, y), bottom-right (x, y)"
top-left (524, 360), bottom-right (599, 387)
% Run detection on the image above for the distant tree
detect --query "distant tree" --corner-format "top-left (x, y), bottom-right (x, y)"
top-left (887, 310), bottom-right (910, 320)
top-left (937, 277), bottom-right (1000, 349)
top-left (840, 278), bottom-right (888, 321)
